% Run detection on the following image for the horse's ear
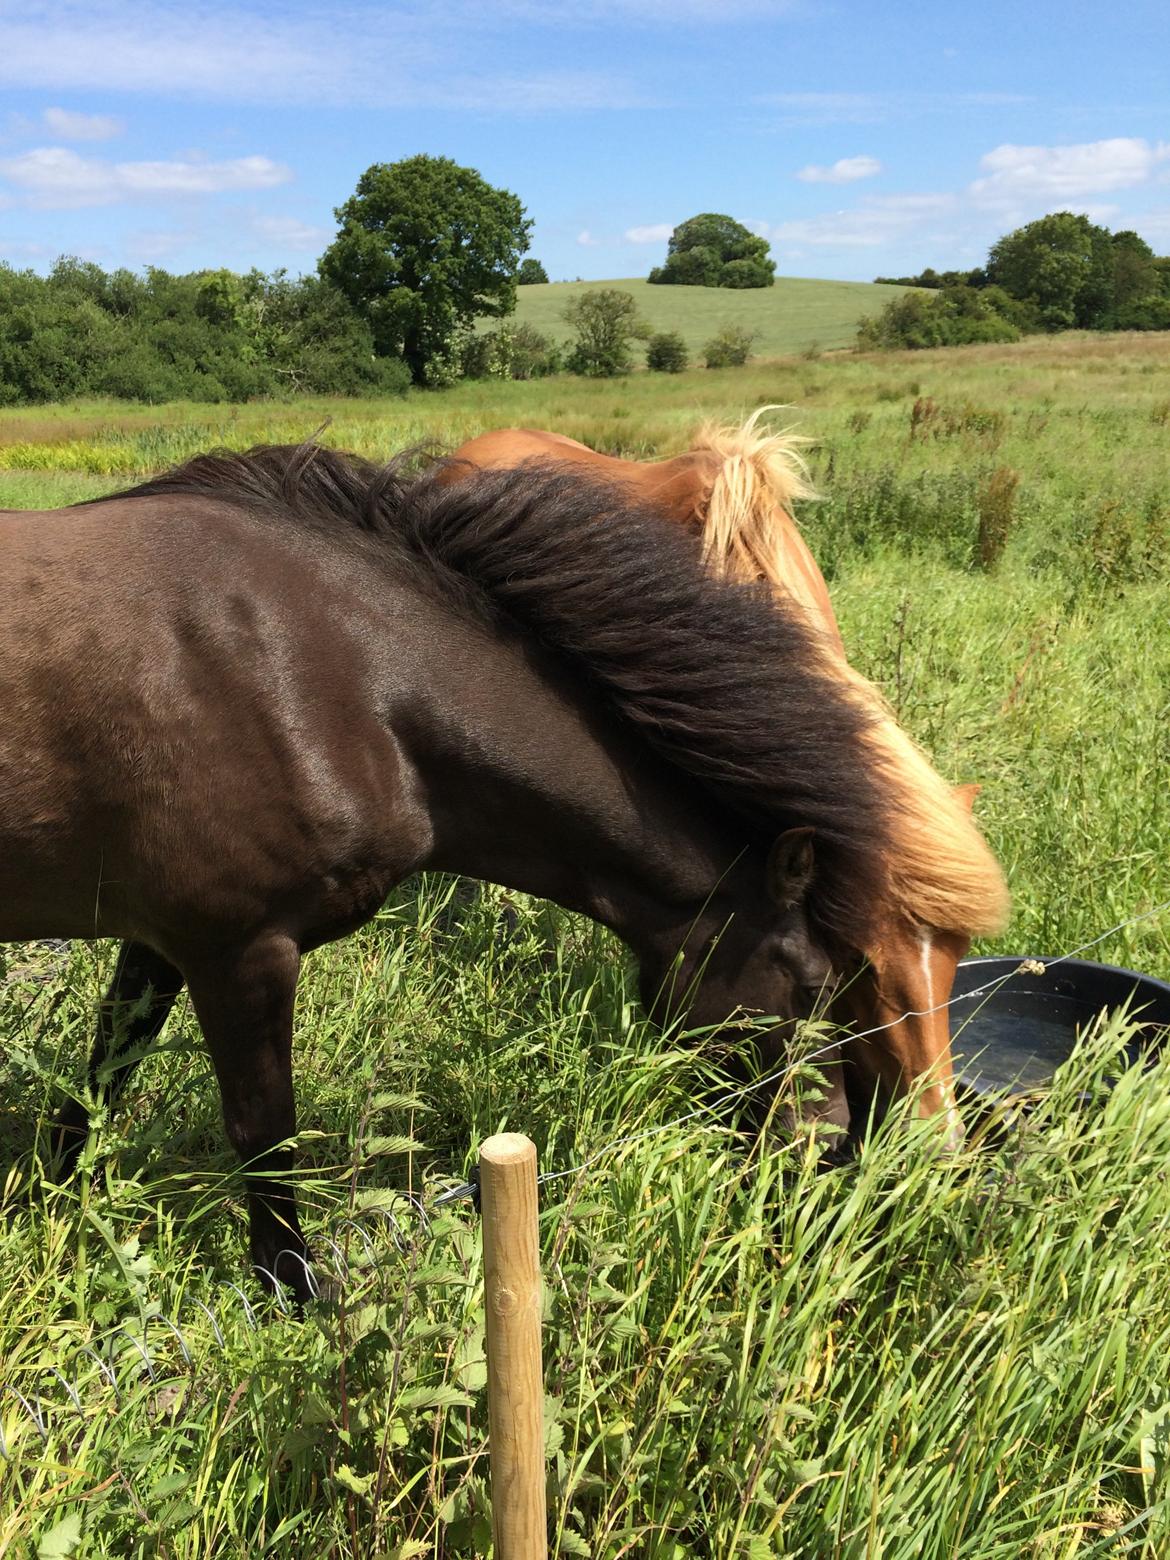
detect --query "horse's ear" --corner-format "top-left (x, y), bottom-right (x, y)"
top-left (953, 782), bottom-right (982, 815)
top-left (767, 827), bottom-right (816, 911)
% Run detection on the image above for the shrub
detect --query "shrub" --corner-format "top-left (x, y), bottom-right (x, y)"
top-left (517, 258), bottom-right (549, 285)
top-left (702, 323), bottom-right (757, 368)
top-left (507, 323), bottom-right (562, 379)
top-left (720, 256), bottom-right (775, 289)
top-left (562, 288), bottom-right (648, 377)
top-left (646, 332), bottom-right (689, 373)
top-left (459, 332), bottom-right (496, 380)
top-left (1114, 294), bottom-right (1170, 331)
top-left (857, 286), bottom-right (1021, 350)
top-left (649, 246), bottom-right (721, 287)
top-left (462, 322), bottom-right (562, 381)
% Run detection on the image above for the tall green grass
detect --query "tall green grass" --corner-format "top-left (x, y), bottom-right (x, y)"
top-left (3, 329), bottom-right (1170, 1554)
top-left (3, 904), bottom-right (1169, 1556)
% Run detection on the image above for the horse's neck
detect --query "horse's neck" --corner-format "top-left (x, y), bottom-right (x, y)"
top-left (407, 619), bottom-right (746, 955)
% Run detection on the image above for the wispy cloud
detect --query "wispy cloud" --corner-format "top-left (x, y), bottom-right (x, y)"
top-left (797, 155), bottom-right (881, 184)
top-left (42, 106), bottom-right (125, 141)
top-left (624, 222), bottom-right (673, 243)
top-left (488, 0), bottom-right (791, 21)
top-left (124, 226), bottom-right (196, 261)
top-left (1133, 207), bottom-right (1170, 241)
top-left (0, 236), bottom-right (52, 259)
top-left (970, 138), bottom-right (1170, 207)
top-left (759, 90), bottom-right (1032, 127)
top-left (763, 92), bottom-right (886, 127)
top-left (577, 229), bottom-right (603, 246)
top-left (768, 193), bottom-right (957, 248)
top-left (0, 2), bottom-right (646, 111)
top-left (251, 213), bottom-right (333, 251)
top-left (0, 147), bottom-right (292, 208)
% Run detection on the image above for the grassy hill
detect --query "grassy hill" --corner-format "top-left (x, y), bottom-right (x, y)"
top-left (506, 274), bottom-right (908, 358)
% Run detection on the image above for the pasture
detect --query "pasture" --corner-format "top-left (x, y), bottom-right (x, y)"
top-left (2, 331), bottom-right (1170, 1556)
top-left (498, 275), bottom-right (911, 359)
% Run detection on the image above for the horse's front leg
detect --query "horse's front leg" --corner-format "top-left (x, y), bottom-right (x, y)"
top-left (184, 933), bottom-right (315, 1303)
top-left (51, 940), bottom-right (185, 1175)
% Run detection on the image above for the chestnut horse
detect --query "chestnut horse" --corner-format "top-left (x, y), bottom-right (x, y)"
top-left (449, 413), bottom-right (1010, 1139)
top-left (3, 447), bottom-right (904, 1298)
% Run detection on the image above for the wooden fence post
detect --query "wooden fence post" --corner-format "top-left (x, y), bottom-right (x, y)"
top-left (479, 1132), bottom-right (548, 1560)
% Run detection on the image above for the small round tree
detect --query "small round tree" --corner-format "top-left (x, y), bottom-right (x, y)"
top-left (562, 288), bottom-right (649, 376)
top-left (517, 258), bottom-right (549, 285)
top-left (649, 214), bottom-right (775, 289)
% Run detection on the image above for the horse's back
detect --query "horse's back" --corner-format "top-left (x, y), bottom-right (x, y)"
top-left (0, 496), bottom-right (428, 949)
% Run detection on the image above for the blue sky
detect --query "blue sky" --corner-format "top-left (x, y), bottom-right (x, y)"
top-left (1, 0), bottom-right (1167, 282)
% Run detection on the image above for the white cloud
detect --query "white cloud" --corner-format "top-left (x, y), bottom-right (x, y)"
top-left (797, 155), bottom-right (881, 185)
top-left (970, 138), bottom-right (1170, 207)
top-left (624, 222), bottom-right (673, 243)
top-left (42, 106), bottom-right (124, 141)
top-left (252, 214), bottom-right (333, 251)
top-left (0, 147), bottom-right (292, 208)
top-left (577, 229), bottom-right (603, 246)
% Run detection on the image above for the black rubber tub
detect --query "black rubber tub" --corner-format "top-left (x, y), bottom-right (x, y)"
top-left (949, 956), bottom-right (1170, 1096)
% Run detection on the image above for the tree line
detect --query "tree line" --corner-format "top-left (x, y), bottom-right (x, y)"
top-left (0, 260), bottom-right (413, 405)
top-left (0, 152), bottom-right (772, 403)
top-left (5, 153), bottom-right (1168, 402)
top-left (864, 212), bottom-right (1170, 349)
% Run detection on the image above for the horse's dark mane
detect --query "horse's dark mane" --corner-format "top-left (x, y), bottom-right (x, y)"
top-left (111, 443), bottom-right (897, 948)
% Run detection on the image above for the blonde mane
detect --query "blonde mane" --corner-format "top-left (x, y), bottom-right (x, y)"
top-left (690, 407), bottom-right (1009, 940)
top-left (692, 406), bottom-right (818, 589)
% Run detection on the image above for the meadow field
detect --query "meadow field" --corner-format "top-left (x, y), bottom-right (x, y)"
top-left (2, 331), bottom-right (1170, 1556)
top-left (496, 274), bottom-right (910, 359)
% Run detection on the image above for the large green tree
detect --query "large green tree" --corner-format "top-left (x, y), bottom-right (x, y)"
top-left (319, 154), bottom-right (532, 384)
top-left (987, 212), bottom-right (1115, 330)
top-left (648, 213), bottom-right (775, 289)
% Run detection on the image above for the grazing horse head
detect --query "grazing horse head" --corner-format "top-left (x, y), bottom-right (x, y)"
top-left (636, 826), bottom-right (838, 1042)
top-left (450, 411), bottom-right (1010, 1143)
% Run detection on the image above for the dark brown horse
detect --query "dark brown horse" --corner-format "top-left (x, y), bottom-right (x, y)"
top-left (2, 446), bottom-right (901, 1300)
